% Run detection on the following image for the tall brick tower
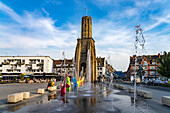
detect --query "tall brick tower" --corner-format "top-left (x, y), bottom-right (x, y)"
top-left (75, 16), bottom-right (97, 82)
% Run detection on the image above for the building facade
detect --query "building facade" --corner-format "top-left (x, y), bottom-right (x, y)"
top-left (105, 61), bottom-right (116, 76)
top-left (75, 16), bottom-right (97, 82)
top-left (127, 54), bottom-right (162, 81)
top-left (96, 57), bottom-right (106, 77)
top-left (0, 56), bottom-right (53, 76)
top-left (53, 59), bottom-right (74, 76)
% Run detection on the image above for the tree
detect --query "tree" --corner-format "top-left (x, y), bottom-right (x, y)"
top-left (158, 51), bottom-right (170, 78)
top-left (19, 73), bottom-right (25, 81)
top-left (0, 73), bottom-right (2, 81)
top-left (137, 65), bottom-right (145, 81)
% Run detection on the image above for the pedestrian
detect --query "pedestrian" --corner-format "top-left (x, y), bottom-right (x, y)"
top-left (46, 80), bottom-right (52, 90)
top-left (51, 80), bottom-right (55, 86)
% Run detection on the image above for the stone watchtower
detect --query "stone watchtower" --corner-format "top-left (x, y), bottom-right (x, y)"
top-left (75, 16), bottom-right (97, 82)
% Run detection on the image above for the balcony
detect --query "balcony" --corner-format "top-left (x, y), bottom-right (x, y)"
top-left (28, 67), bottom-right (32, 70)
top-left (37, 62), bottom-right (44, 65)
top-left (13, 67), bottom-right (17, 69)
top-left (39, 67), bottom-right (43, 70)
top-left (17, 62), bottom-right (25, 65)
top-left (2, 61), bottom-right (10, 65)
top-left (148, 69), bottom-right (156, 71)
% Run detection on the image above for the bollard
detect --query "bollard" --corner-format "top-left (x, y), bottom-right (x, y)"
top-left (38, 89), bottom-right (44, 94)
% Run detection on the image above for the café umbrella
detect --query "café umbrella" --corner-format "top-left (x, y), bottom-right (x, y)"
top-left (24, 75), bottom-right (29, 78)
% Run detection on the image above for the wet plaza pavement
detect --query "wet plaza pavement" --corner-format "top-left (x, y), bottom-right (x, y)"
top-left (0, 83), bottom-right (170, 113)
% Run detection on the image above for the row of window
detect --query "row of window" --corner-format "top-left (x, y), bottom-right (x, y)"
top-left (0, 65), bottom-right (43, 68)
top-left (2, 69), bottom-right (43, 72)
top-left (98, 72), bottom-right (103, 74)
top-left (133, 66), bottom-right (157, 70)
top-left (6, 60), bottom-right (25, 62)
top-left (7, 70), bottom-right (21, 72)
top-left (3, 59), bottom-right (44, 63)
top-left (97, 67), bottom-right (103, 70)
top-left (30, 60), bottom-right (44, 63)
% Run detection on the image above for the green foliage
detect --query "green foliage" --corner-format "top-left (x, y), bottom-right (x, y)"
top-left (19, 73), bottom-right (25, 81)
top-left (161, 84), bottom-right (170, 87)
top-left (137, 65), bottom-right (145, 81)
top-left (158, 51), bottom-right (170, 78)
top-left (0, 73), bottom-right (2, 81)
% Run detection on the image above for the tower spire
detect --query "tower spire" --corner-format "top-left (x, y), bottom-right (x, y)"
top-left (85, 8), bottom-right (87, 16)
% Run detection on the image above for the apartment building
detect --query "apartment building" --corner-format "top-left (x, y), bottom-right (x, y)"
top-left (96, 57), bottom-right (106, 77)
top-left (53, 59), bottom-right (74, 76)
top-left (0, 56), bottom-right (53, 76)
top-left (127, 53), bottom-right (162, 81)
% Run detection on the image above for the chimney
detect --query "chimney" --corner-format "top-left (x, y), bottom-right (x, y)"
top-left (133, 55), bottom-right (136, 60)
top-left (158, 53), bottom-right (160, 58)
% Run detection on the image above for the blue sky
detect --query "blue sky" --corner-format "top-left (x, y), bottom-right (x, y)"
top-left (0, 0), bottom-right (170, 71)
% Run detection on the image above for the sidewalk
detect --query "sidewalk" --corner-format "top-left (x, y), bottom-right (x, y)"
top-left (0, 83), bottom-right (48, 105)
top-left (115, 82), bottom-right (170, 103)
top-left (121, 82), bottom-right (170, 92)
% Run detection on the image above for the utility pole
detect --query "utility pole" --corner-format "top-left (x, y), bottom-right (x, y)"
top-left (134, 25), bottom-right (145, 113)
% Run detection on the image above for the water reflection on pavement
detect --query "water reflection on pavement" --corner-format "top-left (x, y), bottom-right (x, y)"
top-left (0, 83), bottom-right (169, 113)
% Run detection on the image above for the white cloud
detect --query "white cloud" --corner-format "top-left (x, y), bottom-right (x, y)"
top-left (41, 8), bottom-right (50, 16)
top-left (93, 19), bottom-right (133, 47)
top-left (0, 2), bottom-right (78, 50)
top-left (135, 0), bottom-right (151, 7)
top-left (124, 8), bottom-right (138, 17)
top-left (0, 2), bottom-right (22, 23)
top-left (45, 0), bottom-right (61, 5)
top-left (93, 19), bottom-right (135, 71)
top-left (0, 1), bottom-right (169, 72)
top-left (92, 0), bottom-right (113, 5)
top-left (144, 12), bottom-right (170, 31)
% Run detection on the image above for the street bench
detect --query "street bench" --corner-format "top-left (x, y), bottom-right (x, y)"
top-left (7, 93), bottom-right (23, 103)
top-left (119, 85), bottom-right (126, 90)
top-left (38, 88), bottom-right (44, 94)
top-left (162, 96), bottom-right (170, 106)
top-left (137, 90), bottom-right (144, 97)
top-left (128, 88), bottom-right (134, 93)
top-left (112, 84), bottom-right (116, 87)
top-left (48, 86), bottom-right (57, 91)
top-left (115, 84), bottom-right (119, 88)
top-left (143, 91), bottom-right (152, 99)
top-left (22, 92), bottom-right (30, 99)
